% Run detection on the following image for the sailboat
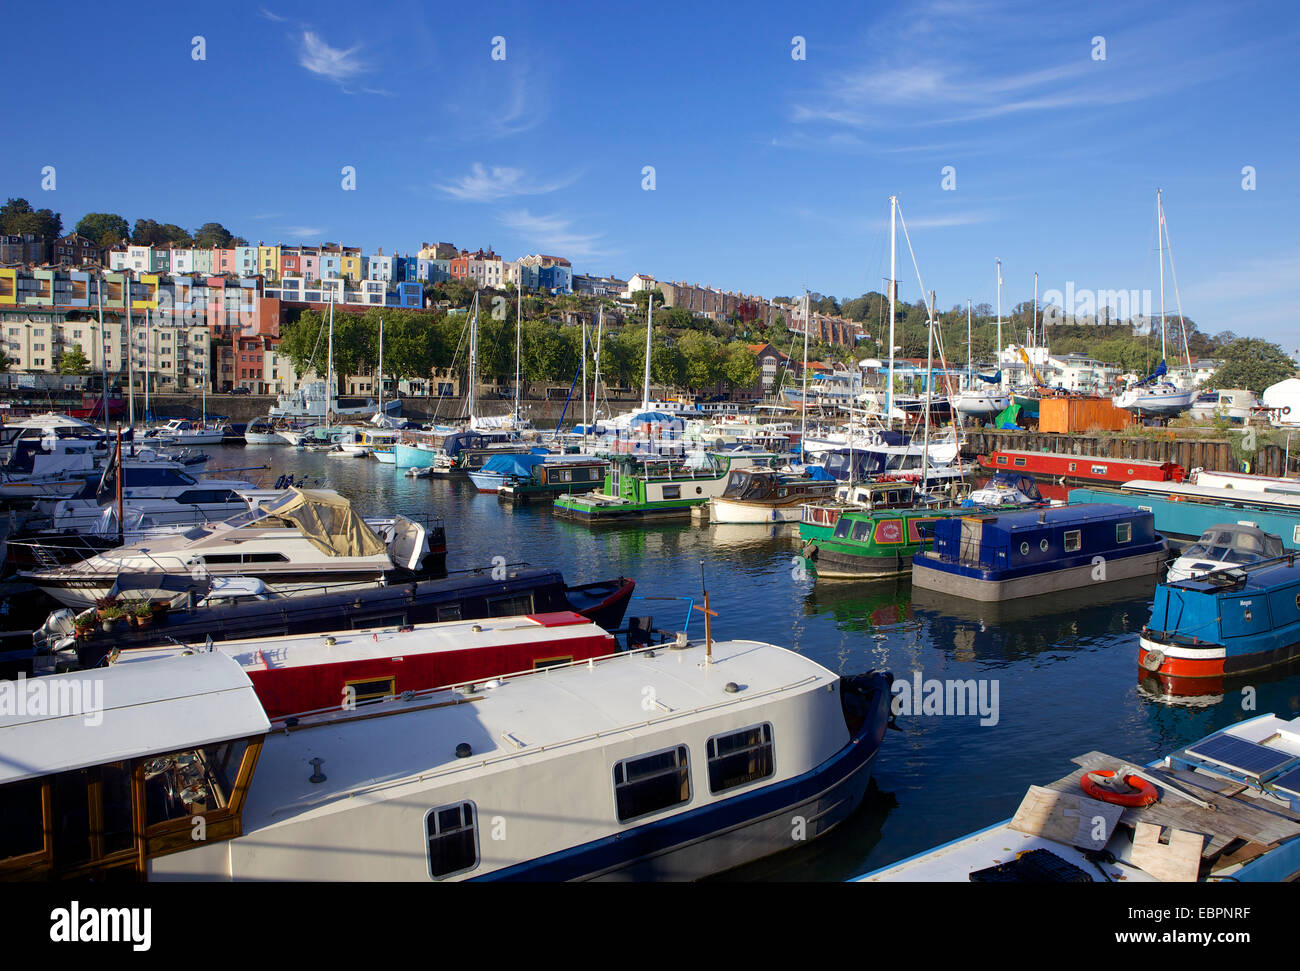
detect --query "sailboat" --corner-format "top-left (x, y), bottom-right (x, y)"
top-left (953, 285), bottom-right (1009, 419)
top-left (1114, 190), bottom-right (1195, 418)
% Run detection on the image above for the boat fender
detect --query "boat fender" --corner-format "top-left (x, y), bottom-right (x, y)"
top-left (1241, 460), bottom-right (1251, 474)
top-left (1140, 648), bottom-right (1165, 672)
top-left (1080, 770), bottom-right (1158, 808)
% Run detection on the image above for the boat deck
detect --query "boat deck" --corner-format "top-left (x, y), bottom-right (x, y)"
top-left (861, 715), bottom-right (1300, 882)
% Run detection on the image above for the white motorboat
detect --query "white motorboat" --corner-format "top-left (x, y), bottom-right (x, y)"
top-left (142, 418), bottom-right (227, 446)
top-left (22, 488), bottom-right (430, 610)
top-left (1165, 523), bottom-right (1286, 582)
top-left (1188, 388), bottom-right (1258, 423)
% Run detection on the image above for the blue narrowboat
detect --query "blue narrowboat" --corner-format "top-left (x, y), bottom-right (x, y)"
top-left (911, 503), bottom-right (1168, 602)
top-left (1139, 553), bottom-right (1300, 681)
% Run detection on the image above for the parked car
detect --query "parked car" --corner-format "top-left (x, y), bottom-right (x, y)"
top-left (229, 387), bottom-right (251, 395)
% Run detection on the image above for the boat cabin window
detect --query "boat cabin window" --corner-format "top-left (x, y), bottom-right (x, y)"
top-left (851, 520), bottom-right (874, 542)
top-left (1064, 530), bottom-right (1082, 553)
top-left (707, 724), bottom-right (774, 794)
top-left (144, 739), bottom-right (249, 826)
top-left (426, 802), bottom-right (478, 879)
top-left (436, 604), bottom-right (463, 622)
top-left (1117, 523), bottom-right (1132, 544)
top-left (488, 594), bottom-right (533, 617)
top-left (345, 676), bottom-right (396, 706)
top-left (996, 456), bottom-right (1008, 465)
top-left (833, 518), bottom-right (854, 539)
top-left (613, 745), bottom-right (691, 823)
top-left (0, 736), bottom-right (262, 879)
top-left (662, 485), bottom-right (681, 500)
top-left (200, 552), bottom-right (291, 565)
top-left (1013, 457), bottom-right (1027, 468)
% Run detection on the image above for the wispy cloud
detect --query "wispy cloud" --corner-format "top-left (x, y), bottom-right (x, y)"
top-left (278, 225), bottom-right (325, 239)
top-left (298, 31), bottom-right (366, 85)
top-left (440, 164), bottom-right (577, 202)
top-left (258, 6), bottom-right (287, 22)
top-left (498, 210), bottom-right (610, 262)
top-left (431, 69), bottom-right (546, 144)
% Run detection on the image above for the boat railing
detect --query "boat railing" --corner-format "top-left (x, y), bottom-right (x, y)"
top-left (1166, 550), bottom-right (1298, 590)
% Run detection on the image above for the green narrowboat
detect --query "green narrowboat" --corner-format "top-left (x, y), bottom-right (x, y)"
top-left (553, 451), bottom-right (775, 523)
top-left (797, 481), bottom-right (929, 544)
top-left (800, 505), bottom-right (965, 579)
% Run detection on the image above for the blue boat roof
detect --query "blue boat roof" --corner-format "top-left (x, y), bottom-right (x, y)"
top-left (479, 453), bottom-right (549, 476)
top-left (982, 503), bottom-right (1147, 531)
top-left (1170, 557), bottom-right (1300, 594)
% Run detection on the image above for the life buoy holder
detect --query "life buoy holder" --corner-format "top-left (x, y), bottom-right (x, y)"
top-left (1080, 770), bottom-right (1158, 807)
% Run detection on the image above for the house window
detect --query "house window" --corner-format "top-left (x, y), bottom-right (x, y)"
top-left (1116, 522), bottom-right (1132, 544)
top-left (425, 802), bottom-right (478, 879)
top-left (707, 724), bottom-right (774, 794)
top-left (613, 746), bottom-right (691, 823)
top-left (1064, 530), bottom-right (1082, 553)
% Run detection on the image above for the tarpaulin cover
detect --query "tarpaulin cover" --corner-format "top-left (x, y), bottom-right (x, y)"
top-left (259, 488), bottom-right (386, 558)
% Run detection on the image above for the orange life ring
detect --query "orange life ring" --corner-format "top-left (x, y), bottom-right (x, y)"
top-left (1080, 770), bottom-right (1158, 808)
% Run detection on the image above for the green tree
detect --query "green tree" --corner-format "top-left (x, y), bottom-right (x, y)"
top-left (1209, 339), bottom-right (1297, 393)
top-left (58, 346), bottom-right (90, 374)
top-left (720, 342), bottom-right (760, 391)
top-left (75, 212), bottom-right (130, 248)
top-left (193, 222), bottom-right (241, 248)
top-left (131, 219), bottom-right (193, 247)
top-left (0, 197), bottom-right (62, 238)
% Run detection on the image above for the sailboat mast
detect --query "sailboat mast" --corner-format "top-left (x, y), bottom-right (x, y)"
top-left (582, 321), bottom-right (588, 432)
top-left (995, 260), bottom-right (1003, 390)
top-left (1032, 271), bottom-right (1038, 349)
top-left (515, 278), bottom-right (521, 420)
top-left (467, 292), bottom-right (479, 421)
top-left (923, 291), bottom-right (935, 492)
top-left (1158, 189), bottom-right (1167, 364)
top-left (326, 293), bottom-right (335, 423)
top-left (590, 305), bottom-right (604, 446)
top-left (966, 300), bottom-right (972, 385)
top-left (887, 195), bottom-right (897, 425)
top-left (377, 315), bottom-right (384, 417)
top-left (96, 271), bottom-right (108, 430)
top-left (125, 270), bottom-right (135, 431)
top-left (143, 307), bottom-right (150, 425)
top-left (800, 290), bottom-right (809, 462)
top-left (642, 292), bottom-right (654, 411)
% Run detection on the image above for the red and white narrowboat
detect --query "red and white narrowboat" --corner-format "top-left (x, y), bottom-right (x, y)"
top-left (111, 611), bottom-right (619, 719)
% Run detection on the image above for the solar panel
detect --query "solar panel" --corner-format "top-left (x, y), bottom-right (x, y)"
top-left (1183, 733), bottom-right (1296, 778)
top-left (1271, 766), bottom-right (1300, 799)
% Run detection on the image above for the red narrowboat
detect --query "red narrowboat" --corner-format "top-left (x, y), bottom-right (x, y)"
top-left (112, 611), bottom-right (619, 720)
top-left (979, 449), bottom-right (1184, 487)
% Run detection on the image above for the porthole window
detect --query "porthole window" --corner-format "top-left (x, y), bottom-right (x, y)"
top-left (1039, 538), bottom-right (1049, 552)
top-left (1020, 542), bottom-right (1029, 556)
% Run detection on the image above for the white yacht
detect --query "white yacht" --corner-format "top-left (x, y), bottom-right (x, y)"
top-left (22, 488), bottom-right (430, 610)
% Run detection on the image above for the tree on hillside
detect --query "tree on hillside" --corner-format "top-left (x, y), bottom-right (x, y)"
top-left (0, 197), bottom-right (62, 238)
top-left (193, 222), bottom-right (243, 248)
top-left (131, 219), bottom-right (193, 247)
top-left (1208, 338), bottom-right (1296, 393)
top-left (75, 213), bottom-right (130, 248)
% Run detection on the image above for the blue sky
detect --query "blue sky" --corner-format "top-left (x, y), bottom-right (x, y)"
top-left (4, 0), bottom-right (1298, 346)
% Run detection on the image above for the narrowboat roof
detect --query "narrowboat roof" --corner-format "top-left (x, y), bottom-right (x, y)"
top-left (240, 639), bottom-right (838, 828)
top-left (0, 652), bottom-right (270, 785)
top-left (111, 612), bottom-right (614, 674)
top-left (973, 502), bottom-right (1147, 532)
top-left (1116, 480), bottom-right (1300, 508)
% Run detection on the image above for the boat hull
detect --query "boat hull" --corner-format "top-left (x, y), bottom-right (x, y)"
top-left (913, 548), bottom-right (1168, 602)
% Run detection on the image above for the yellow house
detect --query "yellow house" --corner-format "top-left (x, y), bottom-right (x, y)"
top-left (136, 273), bottom-right (160, 309)
top-left (258, 244), bottom-right (281, 281)
top-left (340, 250), bottom-right (362, 282)
top-left (0, 268), bottom-right (16, 305)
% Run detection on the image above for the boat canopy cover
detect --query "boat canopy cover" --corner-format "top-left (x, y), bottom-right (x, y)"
top-left (975, 369), bottom-right (1002, 385)
top-left (479, 453), bottom-right (549, 477)
top-left (258, 488), bottom-right (386, 558)
top-left (804, 465), bottom-right (835, 481)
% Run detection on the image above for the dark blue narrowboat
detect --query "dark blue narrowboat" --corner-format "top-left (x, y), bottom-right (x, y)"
top-left (911, 503), bottom-right (1168, 602)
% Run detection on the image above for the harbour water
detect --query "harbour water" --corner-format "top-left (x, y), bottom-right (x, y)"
top-left (221, 445), bottom-right (1300, 880)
